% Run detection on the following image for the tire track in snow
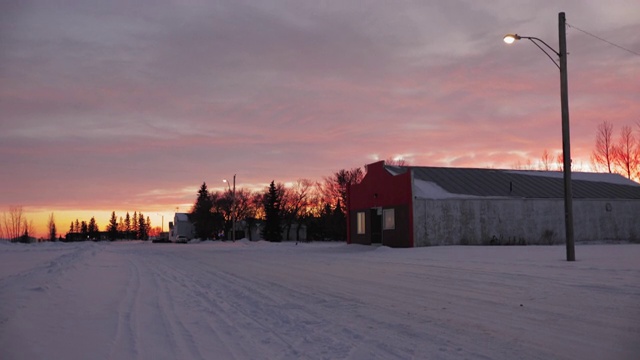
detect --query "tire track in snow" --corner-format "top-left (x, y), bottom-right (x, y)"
top-left (156, 250), bottom-right (419, 359)
top-left (148, 258), bottom-right (250, 359)
top-left (105, 246), bottom-right (215, 360)
top-left (108, 258), bottom-right (141, 360)
top-left (181, 248), bottom-right (546, 359)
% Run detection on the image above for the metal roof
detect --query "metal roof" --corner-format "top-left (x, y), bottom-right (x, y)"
top-left (175, 213), bottom-right (190, 221)
top-left (389, 166), bottom-right (640, 199)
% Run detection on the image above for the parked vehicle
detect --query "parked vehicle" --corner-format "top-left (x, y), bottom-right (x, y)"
top-left (175, 235), bottom-right (188, 244)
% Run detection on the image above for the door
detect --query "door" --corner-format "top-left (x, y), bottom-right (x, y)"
top-left (370, 208), bottom-right (382, 244)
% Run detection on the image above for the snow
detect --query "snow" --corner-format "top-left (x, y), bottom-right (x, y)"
top-left (411, 171), bottom-right (640, 200)
top-left (413, 179), bottom-right (484, 199)
top-left (1, 240), bottom-right (639, 360)
top-left (508, 170), bottom-right (640, 186)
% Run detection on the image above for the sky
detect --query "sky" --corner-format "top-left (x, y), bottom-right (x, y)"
top-left (1, 0), bottom-right (639, 236)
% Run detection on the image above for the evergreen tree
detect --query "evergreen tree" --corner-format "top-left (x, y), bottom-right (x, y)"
top-left (48, 213), bottom-right (57, 242)
top-left (331, 200), bottom-right (347, 240)
top-left (262, 181), bottom-right (282, 242)
top-left (81, 221), bottom-right (88, 239)
top-left (132, 212), bottom-right (139, 239)
top-left (88, 217), bottom-right (99, 240)
top-left (107, 211), bottom-right (119, 241)
top-left (146, 216), bottom-right (152, 239)
top-left (191, 182), bottom-right (215, 239)
top-left (319, 203), bottom-right (333, 240)
top-left (124, 212), bottom-right (131, 239)
top-left (69, 222), bottom-right (74, 233)
top-left (20, 228), bottom-right (30, 243)
top-left (138, 212), bottom-right (148, 240)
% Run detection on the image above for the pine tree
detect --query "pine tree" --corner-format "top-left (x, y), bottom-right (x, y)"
top-left (81, 221), bottom-right (88, 239)
top-left (124, 213), bottom-right (131, 239)
top-left (332, 200), bottom-right (347, 240)
top-left (262, 181), bottom-right (282, 242)
top-left (132, 212), bottom-right (139, 239)
top-left (191, 182), bottom-right (215, 239)
top-left (138, 212), bottom-right (148, 240)
top-left (88, 217), bottom-right (99, 240)
top-left (48, 213), bottom-right (57, 242)
top-left (146, 216), bottom-right (152, 239)
top-left (107, 211), bottom-right (119, 241)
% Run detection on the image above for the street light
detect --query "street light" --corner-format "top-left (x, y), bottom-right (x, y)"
top-left (156, 213), bottom-right (164, 234)
top-left (504, 12), bottom-right (575, 261)
top-left (223, 174), bottom-right (236, 242)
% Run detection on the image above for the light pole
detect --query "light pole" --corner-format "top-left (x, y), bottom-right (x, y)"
top-left (504, 12), bottom-right (575, 261)
top-left (157, 213), bottom-right (164, 234)
top-left (223, 174), bottom-right (236, 242)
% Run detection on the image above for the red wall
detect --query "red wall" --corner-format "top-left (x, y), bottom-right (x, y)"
top-left (347, 161), bottom-right (414, 247)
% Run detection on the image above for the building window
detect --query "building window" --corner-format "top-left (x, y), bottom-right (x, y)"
top-left (383, 208), bottom-right (395, 230)
top-left (357, 212), bottom-right (366, 234)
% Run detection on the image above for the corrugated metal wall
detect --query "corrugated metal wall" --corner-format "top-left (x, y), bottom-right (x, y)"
top-left (413, 198), bottom-right (640, 246)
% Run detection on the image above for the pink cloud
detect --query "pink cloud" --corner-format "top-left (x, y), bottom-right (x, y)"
top-left (2, 1), bottom-right (639, 236)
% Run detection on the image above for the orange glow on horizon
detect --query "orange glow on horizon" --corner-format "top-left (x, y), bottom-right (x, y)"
top-left (23, 209), bottom-right (179, 239)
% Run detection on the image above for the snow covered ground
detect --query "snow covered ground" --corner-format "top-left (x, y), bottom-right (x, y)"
top-left (1, 240), bottom-right (639, 360)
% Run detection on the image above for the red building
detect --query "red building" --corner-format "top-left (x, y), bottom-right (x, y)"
top-left (347, 161), bottom-right (414, 247)
top-left (348, 161), bottom-right (640, 248)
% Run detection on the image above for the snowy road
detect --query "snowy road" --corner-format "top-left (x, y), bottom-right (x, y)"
top-left (1, 241), bottom-right (639, 360)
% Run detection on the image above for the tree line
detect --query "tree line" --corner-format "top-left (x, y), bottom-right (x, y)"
top-left (189, 167), bottom-right (365, 242)
top-left (65, 211), bottom-right (153, 241)
top-left (511, 120), bottom-right (639, 181)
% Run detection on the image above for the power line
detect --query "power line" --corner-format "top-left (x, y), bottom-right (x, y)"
top-left (566, 22), bottom-right (640, 57)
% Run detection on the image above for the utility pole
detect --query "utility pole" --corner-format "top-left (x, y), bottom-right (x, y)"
top-left (225, 175), bottom-right (237, 242)
top-left (232, 174), bottom-right (236, 242)
top-left (559, 12), bottom-right (575, 261)
top-left (503, 12), bottom-right (575, 261)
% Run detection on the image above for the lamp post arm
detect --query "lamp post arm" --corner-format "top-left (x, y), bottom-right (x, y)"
top-left (521, 36), bottom-right (561, 70)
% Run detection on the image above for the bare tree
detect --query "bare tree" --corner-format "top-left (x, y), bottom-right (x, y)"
top-left (613, 125), bottom-right (639, 180)
top-left (555, 152), bottom-right (565, 172)
top-left (321, 167), bottom-right (364, 213)
top-left (243, 192), bottom-right (265, 241)
top-left (232, 188), bottom-right (256, 232)
top-left (540, 149), bottom-right (552, 171)
top-left (384, 157), bottom-right (409, 166)
top-left (281, 179), bottom-right (314, 241)
top-left (1, 206), bottom-right (27, 242)
top-left (591, 120), bottom-right (615, 173)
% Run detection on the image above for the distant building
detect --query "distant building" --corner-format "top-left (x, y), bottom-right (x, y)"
top-left (246, 219), bottom-right (307, 242)
top-left (347, 161), bottom-right (640, 247)
top-left (169, 213), bottom-right (195, 241)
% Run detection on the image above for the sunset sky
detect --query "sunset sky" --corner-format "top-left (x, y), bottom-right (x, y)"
top-left (2, 1), bottom-right (639, 236)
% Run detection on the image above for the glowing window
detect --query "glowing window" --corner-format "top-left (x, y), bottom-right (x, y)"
top-left (383, 209), bottom-right (395, 230)
top-left (357, 212), bottom-right (366, 234)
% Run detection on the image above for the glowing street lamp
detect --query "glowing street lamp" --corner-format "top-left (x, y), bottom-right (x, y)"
top-left (502, 34), bottom-right (519, 44)
top-left (504, 12), bottom-right (575, 261)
